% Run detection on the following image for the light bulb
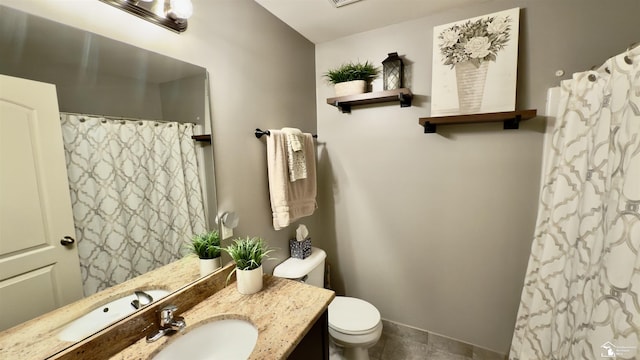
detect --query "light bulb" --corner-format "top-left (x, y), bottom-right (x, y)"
top-left (169, 0), bottom-right (193, 19)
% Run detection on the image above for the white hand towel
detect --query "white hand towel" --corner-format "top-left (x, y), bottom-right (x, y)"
top-left (282, 127), bottom-right (303, 151)
top-left (266, 130), bottom-right (317, 230)
top-left (282, 127), bottom-right (306, 182)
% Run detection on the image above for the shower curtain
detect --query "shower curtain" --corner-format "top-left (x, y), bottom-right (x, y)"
top-left (510, 47), bottom-right (640, 359)
top-left (60, 114), bottom-right (207, 296)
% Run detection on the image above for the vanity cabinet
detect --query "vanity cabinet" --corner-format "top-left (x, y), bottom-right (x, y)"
top-left (73, 274), bottom-right (336, 360)
top-left (289, 310), bottom-right (330, 360)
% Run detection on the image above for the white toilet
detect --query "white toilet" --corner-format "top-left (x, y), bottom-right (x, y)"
top-left (273, 247), bottom-right (382, 360)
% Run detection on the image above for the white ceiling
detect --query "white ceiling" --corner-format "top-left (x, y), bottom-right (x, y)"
top-left (254, 0), bottom-right (493, 44)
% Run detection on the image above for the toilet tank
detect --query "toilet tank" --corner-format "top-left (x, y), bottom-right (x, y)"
top-left (272, 247), bottom-right (326, 288)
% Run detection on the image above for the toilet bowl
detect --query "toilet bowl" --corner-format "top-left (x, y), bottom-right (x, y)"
top-left (272, 247), bottom-right (382, 360)
top-left (328, 296), bottom-right (382, 360)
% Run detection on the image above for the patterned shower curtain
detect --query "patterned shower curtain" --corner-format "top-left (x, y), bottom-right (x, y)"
top-left (60, 114), bottom-right (207, 296)
top-left (510, 47), bottom-right (640, 359)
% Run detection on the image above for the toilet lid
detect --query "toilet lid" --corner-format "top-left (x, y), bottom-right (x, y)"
top-left (328, 296), bottom-right (380, 334)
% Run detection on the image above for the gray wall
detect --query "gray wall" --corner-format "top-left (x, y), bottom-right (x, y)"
top-left (0, 56), bottom-right (165, 119)
top-left (0, 16), bottom-right (207, 124)
top-left (202, 1), bottom-right (320, 271)
top-left (314, 0), bottom-right (639, 353)
top-left (160, 75), bottom-right (206, 124)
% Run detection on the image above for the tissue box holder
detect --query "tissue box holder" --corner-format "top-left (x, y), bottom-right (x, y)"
top-left (290, 237), bottom-right (311, 259)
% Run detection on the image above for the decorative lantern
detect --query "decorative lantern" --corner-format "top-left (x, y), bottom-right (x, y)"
top-left (382, 52), bottom-right (404, 90)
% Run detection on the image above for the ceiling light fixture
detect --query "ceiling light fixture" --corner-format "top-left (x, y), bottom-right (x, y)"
top-left (99, 0), bottom-right (193, 33)
top-left (328, 0), bottom-right (365, 8)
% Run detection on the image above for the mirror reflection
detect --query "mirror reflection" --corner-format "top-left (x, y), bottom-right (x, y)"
top-left (0, 4), bottom-right (217, 350)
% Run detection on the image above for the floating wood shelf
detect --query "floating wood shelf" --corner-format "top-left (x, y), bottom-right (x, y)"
top-left (327, 88), bottom-right (412, 113)
top-left (191, 134), bottom-right (211, 143)
top-left (419, 109), bottom-right (537, 133)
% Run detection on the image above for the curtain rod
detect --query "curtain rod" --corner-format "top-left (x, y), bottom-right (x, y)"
top-left (590, 41), bottom-right (639, 75)
top-left (60, 112), bottom-right (196, 126)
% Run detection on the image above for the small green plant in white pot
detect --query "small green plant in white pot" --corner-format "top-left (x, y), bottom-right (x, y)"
top-left (188, 230), bottom-right (221, 277)
top-left (222, 236), bottom-right (273, 295)
top-left (324, 61), bottom-right (380, 97)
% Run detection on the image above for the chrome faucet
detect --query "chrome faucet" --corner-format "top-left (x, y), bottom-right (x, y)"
top-left (146, 305), bottom-right (186, 342)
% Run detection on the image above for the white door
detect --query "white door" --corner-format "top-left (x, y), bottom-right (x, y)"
top-left (0, 74), bottom-right (83, 331)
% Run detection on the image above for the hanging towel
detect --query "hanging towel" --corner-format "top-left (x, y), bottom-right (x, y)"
top-left (266, 130), bottom-right (317, 230)
top-left (282, 127), bottom-right (307, 182)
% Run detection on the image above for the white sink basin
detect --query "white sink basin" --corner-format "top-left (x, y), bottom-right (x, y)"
top-left (152, 319), bottom-right (258, 360)
top-left (58, 289), bottom-right (170, 342)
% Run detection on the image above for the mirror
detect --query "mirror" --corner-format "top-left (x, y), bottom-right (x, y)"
top-left (0, 5), bottom-right (217, 356)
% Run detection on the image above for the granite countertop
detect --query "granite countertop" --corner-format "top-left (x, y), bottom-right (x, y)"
top-left (0, 256), bottom-right (200, 359)
top-left (111, 275), bottom-right (335, 360)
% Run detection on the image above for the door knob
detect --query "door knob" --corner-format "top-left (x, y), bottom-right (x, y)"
top-left (60, 236), bottom-right (75, 246)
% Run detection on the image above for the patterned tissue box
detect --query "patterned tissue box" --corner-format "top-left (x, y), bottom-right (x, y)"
top-left (290, 237), bottom-right (311, 259)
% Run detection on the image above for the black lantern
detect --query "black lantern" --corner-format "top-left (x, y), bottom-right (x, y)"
top-left (382, 52), bottom-right (404, 90)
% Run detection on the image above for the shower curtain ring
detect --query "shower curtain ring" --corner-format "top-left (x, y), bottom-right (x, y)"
top-left (623, 42), bottom-right (637, 65)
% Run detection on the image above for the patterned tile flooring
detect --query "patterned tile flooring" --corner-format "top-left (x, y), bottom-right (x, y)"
top-left (329, 320), bottom-right (506, 360)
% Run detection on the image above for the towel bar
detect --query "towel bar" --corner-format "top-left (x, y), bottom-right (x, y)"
top-left (255, 128), bottom-right (318, 139)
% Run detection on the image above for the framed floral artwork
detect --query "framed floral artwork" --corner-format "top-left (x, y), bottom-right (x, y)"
top-left (430, 8), bottom-right (520, 116)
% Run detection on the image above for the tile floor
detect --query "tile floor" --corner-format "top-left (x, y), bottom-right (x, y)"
top-left (329, 320), bottom-right (506, 360)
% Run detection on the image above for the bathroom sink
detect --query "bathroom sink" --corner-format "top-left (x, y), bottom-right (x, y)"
top-left (58, 289), bottom-right (170, 342)
top-left (152, 318), bottom-right (258, 360)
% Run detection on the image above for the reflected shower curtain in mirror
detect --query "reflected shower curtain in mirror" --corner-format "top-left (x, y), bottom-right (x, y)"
top-left (60, 114), bottom-right (207, 296)
top-left (510, 47), bottom-right (640, 359)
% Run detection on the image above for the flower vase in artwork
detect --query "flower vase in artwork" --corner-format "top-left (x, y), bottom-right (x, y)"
top-left (437, 13), bottom-right (513, 115)
top-left (455, 61), bottom-right (489, 114)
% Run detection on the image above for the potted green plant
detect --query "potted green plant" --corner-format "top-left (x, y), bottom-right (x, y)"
top-left (188, 230), bottom-right (222, 277)
top-left (222, 236), bottom-right (273, 295)
top-left (324, 61), bottom-right (380, 97)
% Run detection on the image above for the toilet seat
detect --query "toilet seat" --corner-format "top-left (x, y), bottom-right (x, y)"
top-left (328, 296), bottom-right (381, 335)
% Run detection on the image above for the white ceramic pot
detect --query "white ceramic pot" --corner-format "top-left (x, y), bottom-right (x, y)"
top-left (334, 80), bottom-right (366, 97)
top-left (235, 265), bottom-right (263, 295)
top-left (199, 257), bottom-right (221, 277)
